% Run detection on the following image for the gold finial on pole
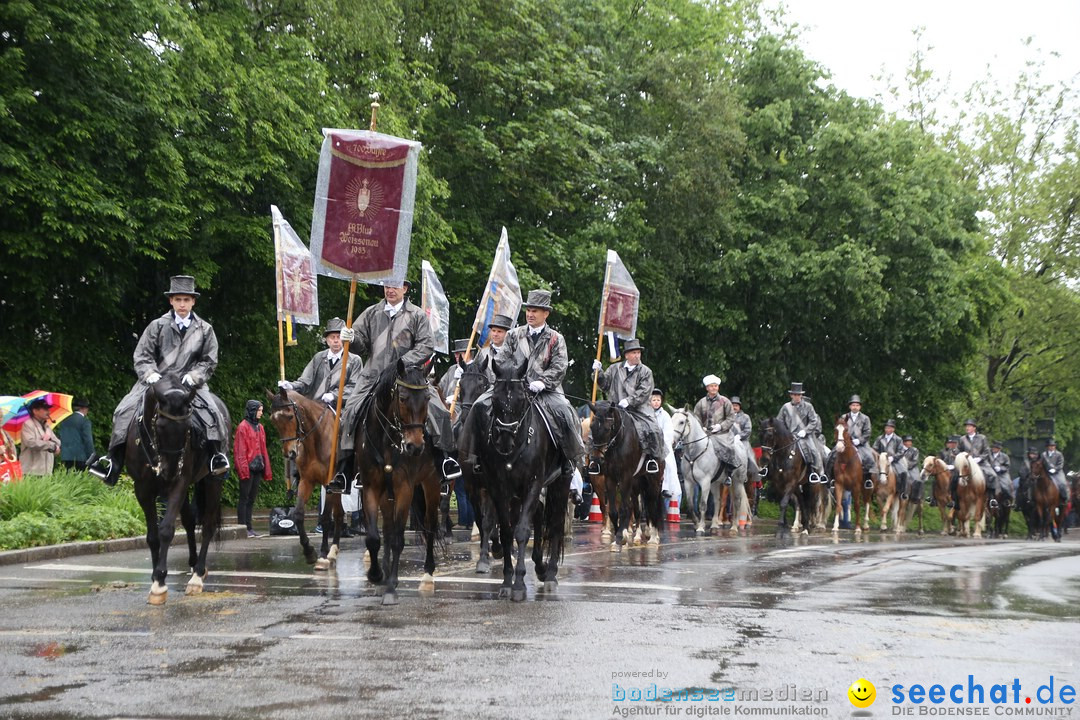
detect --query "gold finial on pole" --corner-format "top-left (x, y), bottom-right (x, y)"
top-left (369, 101), bottom-right (380, 132)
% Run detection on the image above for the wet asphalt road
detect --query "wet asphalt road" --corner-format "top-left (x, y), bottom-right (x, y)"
top-left (0, 518), bottom-right (1078, 720)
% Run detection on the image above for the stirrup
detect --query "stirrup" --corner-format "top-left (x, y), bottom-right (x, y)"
top-left (88, 455), bottom-right (117, 485)
top-left (569, 489), bottom-right (583, 506)
top-left (442, 457), bottom-right (462, 482)
top-left (440, 479), bottom-right (452, 498)
top-left (209, 453), bottom-right (230, 476)
top-left (327, 473), bottom-right (347, 494)
top-left (864, 479), bottom-right (874, 489)
top-left (988, 499), bottom-right (999, 509)
top-left (588, 460), bottom-right (602, 476)
top-left (808, 472), bottom-right (820, 484)
top-left (645, 458), bottom-right (659, 474)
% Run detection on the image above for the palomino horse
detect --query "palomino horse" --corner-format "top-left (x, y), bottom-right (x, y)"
top-left (919, 456), bottom-right (952, 536)
top-left (354, 360), bottom-right (441, 605)
top-left (452, 357), bottom-right (498, 573)
top-left (481, 357), bottom-right (568, 601)
top-left (759, 416), bottom-right (815, 535)
top-left (865, 449), bottom-right (899, 532)
top-left (1030, 459), bottom-right (1063, 542)
top-left (952, 452), bottom-right (986, 538)
top-left (588, 401), bottom-right (663, 549)
top-left (127, 374), bottom-right (227, 605)
top-left (267, 389), bottom-right (346, 569)
top-left (829, 420), bottom-right (869, 534)
top-left (670, 409), bottom-right (750, 534)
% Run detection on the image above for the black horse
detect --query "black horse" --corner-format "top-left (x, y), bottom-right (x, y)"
top-left (481, 357), bottom-right (568, 601)
top-left (759, 416), bottom-right (814, 535)
top-left (452, 356), bottom-right (501, 573)
top-left (355, 360), bottom-right (440, 605)
top-left (126, 374), bottom-right (227, 605)
top-left (588, 401), bottom-right (663, 548)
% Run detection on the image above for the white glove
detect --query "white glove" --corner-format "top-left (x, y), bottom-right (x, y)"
top-left (797, 429), bottom-right (807, 439)
top-left (145, 372), bottom-right (162, 384)
top-left (710, 424), bottom-right (722, 433)
top-left (454, 366), bottom-right (464, 380)
top-left (994, 465), bottom-right (1002, 473)
top-left (853, 438), bottom-right (860, 446)
top-left (320, 392), bottom-right (335, 404)
top-left (277, 380), bottom-right (294, 390)
top-left (339, 327), bottom-right (355, 343)
top-left (528, 380), bottom-right (545, 393)
top-left (617, 399), bottom-right (629, 408)
top-left (592, 359), bottom-right (603, 373)
top-left (181, 373), bottom-right (196, 387)
top-left (887, 456), bottom-right (894, 465)
top-left (1049, 468), bottom-right (1058, 474)
top-left (947, 464), bottom-right (955, 471)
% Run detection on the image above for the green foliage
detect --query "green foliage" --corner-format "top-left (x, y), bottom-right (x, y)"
top-left (0, 474), bottom-right (67, 520)
top-left (56, 505), bottom-right (144, 543)
top-left (0, 512), bottom-right (66, 550)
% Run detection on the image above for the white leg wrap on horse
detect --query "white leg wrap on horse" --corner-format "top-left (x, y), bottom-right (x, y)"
top-left (327, 545), bottom-right (339, 562)
top-left (185, 574), bottom-right (204, 594)
top-left (419, 572), bottom-right (435, 594)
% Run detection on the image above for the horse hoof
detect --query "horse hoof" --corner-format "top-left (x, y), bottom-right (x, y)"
top-left (418, 572), bottom-right (435, 595)
top-left (543, 580), bottom-right (558, 592)
top-left (511, 587), bottom-right (526, 602)
top-left (695, 528), bottom-right (705, 536)
top-left (314, 558), bottom-right (331, 571)
top-left (610, 542), bottom-right (620, 552)
top-left (498, 587), bottom-right (511, 599)
top-left (476, 558), bottom-right (491, 574)
top-left (381, 591), bottom-right (399, 606)
top-left (185, 574), bottom-right (204, 595)
top-left (647, 535), bottom-right (660, 546)
top-left (854, 527), bottom-right (862, 535)
top-left (327, 546), bottom-right (339, 562)
top-left (148, 581), bottom-right (168, 605)
top-left (600, 532), bottom-right (612, 543)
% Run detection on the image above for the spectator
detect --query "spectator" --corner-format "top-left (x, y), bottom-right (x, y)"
top-left (57, 397), bottom-right (94, 470)
top-left (234, 400), bottom-right (272, 538)
top-left (21, 397), bottom-right (61, 476)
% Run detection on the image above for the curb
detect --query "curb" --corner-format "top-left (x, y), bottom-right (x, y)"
top-left (0, 525), bottom-right (250, 567)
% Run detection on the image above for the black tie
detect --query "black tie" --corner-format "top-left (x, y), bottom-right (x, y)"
top-left (328, 358), bottom-right (338, 371)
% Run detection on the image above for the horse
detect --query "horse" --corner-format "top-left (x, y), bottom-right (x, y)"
top-left (670, 409), bottom-right (749, 534)
top-left (952, 452), bottom-right (986, 538)
top-left (865, 449), bottom-right (899, 532)
top-left (921, 456), bottom-right (953, 535)
top-left (267, 389), bottom-right (346, 569)
top-left (893, 461), bottom-right (926, 535)
top-left (452, 356), bottom-right (499, 573)
top-left (580, 414), bottom-right (614, 540)
top-left (588, 401), bottom-right (663, 548)
top-left (1030, 459), bottom-right (1063, 542)
top-left (985, 472), bottom-right (1013, 540)
top-left (759, 416), bottom-right (816, 535)
top-left (126, 374), bottom-right (227, 605)
top-left (354, 360), bottom-right (441, 605)
top-left (828, 420), bottom-right (869, 534)
top-left (480, 357), bottom-right (568, 601)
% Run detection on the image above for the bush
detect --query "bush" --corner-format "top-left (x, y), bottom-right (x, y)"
top-left (57, 505), bottom-right (144, 542)
top-left (0, 511), bottom-right (66, 549)
top-left (0, 474), bottom-right (67, 520)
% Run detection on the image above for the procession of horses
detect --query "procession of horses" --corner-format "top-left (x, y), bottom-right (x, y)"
top-left (121, 358), bottom-right (1073, 607)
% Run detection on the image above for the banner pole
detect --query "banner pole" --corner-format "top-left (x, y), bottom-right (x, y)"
top-left (272, 219), bottom-right (287, 383)
top-left (591, 258), bottom-right (613, 403)
top-left (325, 101), bottom-right (380, 487)
top-left (448, 325), bottom-right (479, 419)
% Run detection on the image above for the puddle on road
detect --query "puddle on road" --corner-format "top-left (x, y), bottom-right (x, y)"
top-left (27, 641), bottom-right (81, 661)
top-left (4, 682), bottom-right (88, 704)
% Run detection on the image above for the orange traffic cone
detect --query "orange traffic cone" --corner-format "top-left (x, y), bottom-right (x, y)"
top-left (666, 498), bottom-right (681, 524)
top-left (588, 495), bottom-right (603, 523)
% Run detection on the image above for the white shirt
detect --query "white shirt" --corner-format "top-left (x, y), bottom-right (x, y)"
top-left (174, 313), bottom-right (191, 330)
top-left (528, 324), bottom-right (547, 337)
top-left (385, 300), bottom-right (404, 317)
top-left (326, 350), bottom-right (343, 365)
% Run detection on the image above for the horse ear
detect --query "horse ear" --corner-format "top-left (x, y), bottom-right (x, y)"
top-left (587, 402), bottom-right (597, 415)
top-left (397, 357), bottom-right (407, 376)
top-left (458, 355), bottom-right (467, 371)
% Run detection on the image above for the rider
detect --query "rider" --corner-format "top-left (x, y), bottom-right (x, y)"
top-left (693, 374), bottom-right (734, 435)
top-left (88, 275), bottom-right (229, 485)
top-left (987, 439), bottom-right (1013, 509)
top-left (650, 389), bottom-right (681, 501)
top-left (872, 419), bottom-right (908, 496)
top-left (438, 338), bottom-right (471, 399)
top-left (1017, 446), bottom-right (1042, 513)
top-left (334, 280), bottom-right (459, 496)
top-left (479, 289), bottom-right (586, 505)
top-left (729, 396), bottom-right (761, 485)
top-left (778, 382), bottom-right (827, 484)
top-left (902, 435), bottom-right (921, 498)
top-left (935, 435), bottom-right (959, 507)
top-left (836, 395), bottom-right (874, 484)
top-left (473, 314), bottom-right (513, 380)
top-left (1041, 438), bottom-right (1070, 503)
top-left (592, 338), bottom-right (663, 475)
top-left (953, 419), bottom-right (990, 504)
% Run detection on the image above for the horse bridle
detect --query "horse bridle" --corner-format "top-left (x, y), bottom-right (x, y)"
top-left (589, 406), bottom-right (625, 456)
top-left (276, 399), bottom-right (330, 445)
top-left (368, 376), bottom-right (429, 455)
top-left (487, 379), bottom-right (535, 458)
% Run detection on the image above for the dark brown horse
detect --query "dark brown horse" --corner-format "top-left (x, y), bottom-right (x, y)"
top-left (267, 389), bottom-right (346, 569)
top-left (1030, 458), bottom-right (1063, 542)
top-left (759, 416), bottom-right (814, 535)
top-left (452, 356), bottom-right (497, 573)
top-left (127, 374), bottom-right (226, 604)
top-left (588, 401), bottom-right (664, 548)
top-left (354, 360), bottom-right (441, 605)
top-left (829, 419), bottom-right (869, 534)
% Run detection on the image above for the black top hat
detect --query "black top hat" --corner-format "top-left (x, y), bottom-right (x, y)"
top-left (26, 397), bottom-right (51, 411)
top-left (164, 275), bottom-right (200, 297)
top-left (651, 388), bottom-right (664, 398)
top-left (1046, 438), bottom-right (1057, 447)
top-left (787, 382), bottom-right (805, 395)
top-left (622, 338), bottom-right (644, 353)
top-left (522, 289), bottom-right (553, 310)
top-left (323, 317), bottom-right (346, 336)
top-left (884, 418), bottom-right (896, 428)
top-left (730, 396), bottom-right (742, 406)
top-left (488, 314), bottom-right (513, 330)
top-left (848, 394), bottom-right (862, 405)
top-left (73, 397), bottom-right (90, 409)
top-left (902, 435), bottom-right (913, 442)
top-left (452, 338), bottom-right (470, 354)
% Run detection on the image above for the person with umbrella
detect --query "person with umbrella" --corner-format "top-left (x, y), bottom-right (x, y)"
top-left (20, 397), bottom-right (61, 475)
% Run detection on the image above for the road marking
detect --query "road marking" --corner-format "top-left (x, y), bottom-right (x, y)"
top-left (28, 563), bottom-right (318, 580)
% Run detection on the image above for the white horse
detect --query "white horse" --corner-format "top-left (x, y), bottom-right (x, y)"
top-left (670, 409), bottom-right (749, 534)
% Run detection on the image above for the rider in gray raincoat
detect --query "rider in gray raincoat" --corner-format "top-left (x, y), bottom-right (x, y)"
top-left (592, 338), bottom-right (663, 474)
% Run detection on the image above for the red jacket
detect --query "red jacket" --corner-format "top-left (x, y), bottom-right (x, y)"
top-left (233, 420), bottom-right (272, 481)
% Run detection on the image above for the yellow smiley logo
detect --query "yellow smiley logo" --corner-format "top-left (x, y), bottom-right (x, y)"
top-left (848, 678), bottom-right (876, 708)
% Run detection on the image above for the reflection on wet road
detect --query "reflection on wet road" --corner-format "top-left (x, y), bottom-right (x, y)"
top-left (0, 521), bottom-right (1077, 719)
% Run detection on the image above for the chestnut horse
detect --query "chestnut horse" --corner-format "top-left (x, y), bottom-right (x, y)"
top-left (1030, 458), bottom-right (1063, 542)
top-left (829, 420), bottom-right (869, 534)
top-left (864, 450), bottom-right (899, 532)
top-left (952, 452), bottom-right (986, 538)
top-left (354, 360), bottom-right (441, 605)
top-left (759, 416), bottom-right (814, 535)
top-left (921, 456), bottom-right (953, 535)
top-left (267, 389), bottom-right (347, 569)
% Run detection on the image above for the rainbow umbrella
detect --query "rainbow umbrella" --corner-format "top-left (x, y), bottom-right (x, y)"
top-left (1, 390), bottom-right (74, 444)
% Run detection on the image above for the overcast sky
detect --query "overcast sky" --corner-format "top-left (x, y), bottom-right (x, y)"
top-left (766, 0), bottom-right (1080, 105)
